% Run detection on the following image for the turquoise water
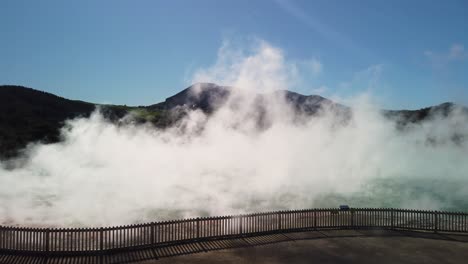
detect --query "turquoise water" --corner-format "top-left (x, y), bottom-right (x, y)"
top-left (313, 177), bottom-right (468, 212)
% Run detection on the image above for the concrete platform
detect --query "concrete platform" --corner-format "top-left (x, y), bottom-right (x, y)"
top-left (147, 230), bottom-right (468, 264)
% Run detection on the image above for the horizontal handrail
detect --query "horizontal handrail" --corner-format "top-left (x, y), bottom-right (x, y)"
top-left (0, 208), bottom-right (467, 256)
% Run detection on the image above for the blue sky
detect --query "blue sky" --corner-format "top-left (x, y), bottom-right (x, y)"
top-left (1, 0), bottom-right (467, 109)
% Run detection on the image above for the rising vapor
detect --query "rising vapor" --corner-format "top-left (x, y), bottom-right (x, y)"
top-left (0, 40), bottom-right (467, 227)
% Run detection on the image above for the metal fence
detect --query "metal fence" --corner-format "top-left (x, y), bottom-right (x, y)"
top-left (1, 208), bottom-right (467, 256)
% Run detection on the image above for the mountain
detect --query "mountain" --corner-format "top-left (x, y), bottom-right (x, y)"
top-left (0, 83), bottom-right (465, 159)
top-left (0, 86), bottom-right (95, 159)
top-left (149, 83), bottom-right (463, 122)
top-left (149, 83), bottom-right (231, 113)
top-left (383, 102), bottom-right (462, 124)
top-left (150, 83), bottom-right (350, 116)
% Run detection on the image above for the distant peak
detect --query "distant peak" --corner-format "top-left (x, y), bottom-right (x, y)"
top-left (187, 83), bottom-right (232, 92)
top-left (275, 89), bottom-right (325, 98)
top-left (189, 82), bottom-right (220, 88)
top-left (436, 102), bottom-right (455, 107)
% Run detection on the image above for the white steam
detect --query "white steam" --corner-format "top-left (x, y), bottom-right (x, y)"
top-left (0, 40), bottom-right (467, 227)
top-left (191, 39), bottom-right (298, 92)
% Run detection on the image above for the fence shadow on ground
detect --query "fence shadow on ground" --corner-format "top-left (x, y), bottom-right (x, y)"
top-left (2, 229), bottom-right (468, 264)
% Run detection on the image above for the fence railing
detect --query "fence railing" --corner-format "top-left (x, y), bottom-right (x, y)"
top-left (1, 208), bottom-right (467, 256)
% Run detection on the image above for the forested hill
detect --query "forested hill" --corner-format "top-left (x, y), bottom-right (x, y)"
top-left (0, 85), bottom-right (95, 158)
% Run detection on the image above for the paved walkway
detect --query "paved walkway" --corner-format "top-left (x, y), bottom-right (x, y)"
top-left (151, 230), bottom-right (468, 264)
top-left (2, 230), bottom-right (468, 264)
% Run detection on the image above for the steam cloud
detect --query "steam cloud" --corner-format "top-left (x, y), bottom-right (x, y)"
top-left (1, 39), bottom-right (467, 227)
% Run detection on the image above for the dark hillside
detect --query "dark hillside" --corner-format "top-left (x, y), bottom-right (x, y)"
top-left (149, 83), bottom-right (231, 113)
top-left (0, 85), bottom-right (95, 159)
top-left (0, 84), bottom-right (466, 160)
top-left (383, 102), bottom-right (467, 126)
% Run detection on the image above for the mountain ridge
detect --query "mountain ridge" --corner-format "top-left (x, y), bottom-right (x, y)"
top-left (0, 83), bottom-right (465, 159)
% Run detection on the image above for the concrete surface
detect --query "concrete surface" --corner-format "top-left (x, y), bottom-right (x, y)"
top-left (144, 230), bottom-right (468, 264)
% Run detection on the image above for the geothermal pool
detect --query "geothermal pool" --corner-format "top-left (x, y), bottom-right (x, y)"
top-left (1, 99), bottom-right (467, 227)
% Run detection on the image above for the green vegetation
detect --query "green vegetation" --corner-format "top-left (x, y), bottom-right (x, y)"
top-left (129, 108), bottom-right (164, 122)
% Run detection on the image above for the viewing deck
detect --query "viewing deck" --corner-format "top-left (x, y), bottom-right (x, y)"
top-left (1, 208), bottom-right (468, 263)
top-left (2, 229), bottom-right (468, 263)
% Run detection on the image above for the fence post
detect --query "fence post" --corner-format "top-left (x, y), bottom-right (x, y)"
top-left (196, 218), bottom-right (200, 239)
top-left (391, 208), bottom-right (394, 230)
top-left (100, 227), bottom-right (104, 251)
top-left (150, 223), bottom-right (155, 245)
top-left (99, 227), bottom-right (104, 264)
top-left (44, 228), bottom-right (50, 256)
top-left (350, 208), bottom-right (354, 228)
top-left (434, 211), bottom-right (438, 233)
top-left (278, 212), bottom-right (282, 232)
top-left (239, 215), bottom-right (243, 236)
top-left (314, 210), bottom-right (317, 230)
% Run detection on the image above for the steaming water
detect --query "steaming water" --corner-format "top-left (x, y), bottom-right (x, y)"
top-left (0, 39), bottom-right (467, 227)
top-left (0, 100), bottom-right (467, 227)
